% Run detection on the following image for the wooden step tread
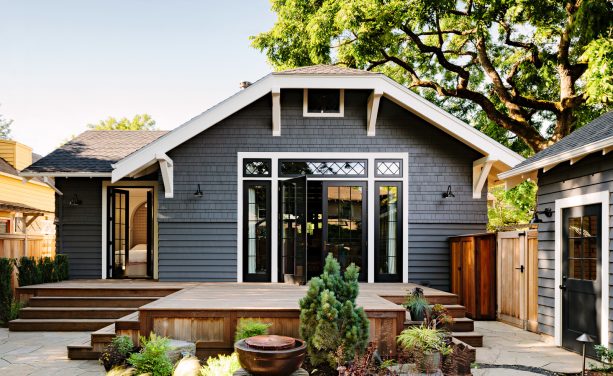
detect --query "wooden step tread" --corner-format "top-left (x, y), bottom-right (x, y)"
top-left (67, 344), bottom-right (100, 360)
top-left (19, 307), bottom-right (136, 319)
top-left (452, 331), bottom-right (483, 347)
top-left (21, 307), bottom-right (135, 311)
top-left (93, 323), bottom-right (116, 335)
top-left (9, 318), bottom-right (116, 332)
top-left (28, 296), bottom-right (160, 307)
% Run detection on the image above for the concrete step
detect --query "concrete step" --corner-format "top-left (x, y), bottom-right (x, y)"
top-left (67, 344), bottom-right (100, 360)
top-left (19, 307), bottom-right (135, 320)
top-left (28, 296), bottom-right (159, 308)
top-left (452, 331), bottom-right (483, 347)
top-left (9, 318), bottom-right (116, 332)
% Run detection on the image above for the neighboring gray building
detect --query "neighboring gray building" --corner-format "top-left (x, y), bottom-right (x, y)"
top-left (22, 65), bottom-right (522, 291)
top-left (500, 111), bottom-right (613, 355)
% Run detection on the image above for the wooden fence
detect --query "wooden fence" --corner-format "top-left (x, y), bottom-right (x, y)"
top-left (496, 230), bottom-right (538, 332)
top-left (0, 233), bottom-right (56, 292)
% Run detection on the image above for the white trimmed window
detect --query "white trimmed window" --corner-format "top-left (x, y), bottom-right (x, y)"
top-left (303, 89), bottom-right (344, 117)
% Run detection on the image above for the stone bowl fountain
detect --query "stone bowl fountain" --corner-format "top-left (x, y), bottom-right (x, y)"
top-left (234, 335), bottom-right (307, 376)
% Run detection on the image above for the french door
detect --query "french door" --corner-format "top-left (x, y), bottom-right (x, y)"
top-left (375, 182), bottom-right (402, 282)
top-left (561, 204), bottom-right (601, 356)
top-left (243, 181), bottom-right (271, 282)
top-left (108, 188), bottom-right (129, 278)
top-left (323, 182), bottom-right (367, 281)
top-left (279, 176), bottom-right (308, 284)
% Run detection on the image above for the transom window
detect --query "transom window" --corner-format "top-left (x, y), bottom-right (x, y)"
top-left (244, 159), bottom-right (271, 177)
top-left (280, 160), bottom-right (366, 177)
top-left (303, 89), bottom-right (344, 117)
top-left (376, 160), bottom-right (402, 177)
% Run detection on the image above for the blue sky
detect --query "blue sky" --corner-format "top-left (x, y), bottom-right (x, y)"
top-left (0, 1), bottom-right (276, 155)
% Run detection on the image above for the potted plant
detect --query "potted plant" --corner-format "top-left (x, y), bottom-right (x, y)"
top-left (426, 303), bottom-right (453, 331)
top-left (403, 287), bottom-right (429, 322)
top-left (397, 325), bottom-right (452, 373)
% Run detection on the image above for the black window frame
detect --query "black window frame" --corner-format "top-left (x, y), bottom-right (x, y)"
top-left (242, 180), bottom-right (272, 282)
top-left (279, 159), bottom-right (368, 178)
top-left (303, 89), bottom-right (344, 116)
top-left (374, 181), bottom-right (403, 282)
top-left (243, 158), bottom-right (272, 177)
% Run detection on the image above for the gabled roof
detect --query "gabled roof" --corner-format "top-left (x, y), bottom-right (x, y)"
top-left (499, 111), bottom-right (613, 180)
top-left (0, 157), bottom-right (17, 176)
top-left (21, 130), bottom-right (168, 176)
top-left (110, 65), bottom-right (524, 186)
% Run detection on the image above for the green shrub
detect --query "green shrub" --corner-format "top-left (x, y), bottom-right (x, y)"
top-left (200, 352), bottom-right (240, 376)
top-left (397, 325), bottom-right (452, 356)
top-left (0, 258), bottom-right (15, 325)
top-left (17, 256), bottom-right (40, 286)
top-left (299, 254), bottom-right (369, 367)
top-left (39, 257), bottom-right (55, 283)
top-left (100, 335), bottom-right (135, 372)
top-left (234, 319), bottom-right (271, 342)
top-left (128, 333), bottom-right (173, 376)
top-left (55, 254), bottom-right (69, 281)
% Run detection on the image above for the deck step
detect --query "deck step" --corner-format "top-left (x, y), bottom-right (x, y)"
top-left (67, 344), bottom-right (100, 360)
top-left (28, 296), bottom-right (159, 308)
top-left (17, 287), bottom-right (180, 298)
top-left (452, 331), bottom-right (483, 347)
top-left (8, 318), bottom-right (116, 331)
top-left (91, 323), bottom-right (117, 352)
top-left (404, 317), bottom-right (474, 332)
top-left (382, 294), bottom-right (458, 306)
top-left (19, 307), bottom-right (136, 320)
top-left (440, 304), bottom-right (466, 318)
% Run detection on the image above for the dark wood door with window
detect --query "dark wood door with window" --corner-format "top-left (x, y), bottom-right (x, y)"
top-left (108, 188), bottom-right (129, 279)
top-left (561, 204), bottom-right (601, 355)
top-left (243, 181), bottom-right (271, 282)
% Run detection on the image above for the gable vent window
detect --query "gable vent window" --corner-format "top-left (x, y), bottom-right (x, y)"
top-left (303, 89), bottom-right (344, 117)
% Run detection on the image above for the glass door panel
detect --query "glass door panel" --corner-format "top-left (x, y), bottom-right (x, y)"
top-left (243, 181), bottom-right (271, 282)
top-left (280, 176), bottom-right (307, 284)
top-left (108, 188), bottom-right (129, 278)
top-left (323, 182), bottom-right (366, 281)
top-left (375, 183), bottom-right (402, 282)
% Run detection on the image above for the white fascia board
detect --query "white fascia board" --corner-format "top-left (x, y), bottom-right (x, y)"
top-left (499, 135), bottom-right (613, 180)
top-left (112, 73), bottom-right (523, 181)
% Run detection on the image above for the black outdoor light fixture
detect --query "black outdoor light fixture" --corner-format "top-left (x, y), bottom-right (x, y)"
top-left (576, 333), bottom-right (594, 375)
top-left (68, 194), bottom-right (82, 207)
top-left (529, 208), bottom-right (553, 224)
top-left (442, 185), bottom-right (455, 199)
top-left (194, 184), bottom-right (204, 198)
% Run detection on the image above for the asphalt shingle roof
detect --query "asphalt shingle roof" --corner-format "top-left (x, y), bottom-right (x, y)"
top-left (274, 64), bottom-right (378, 75)
top-left (511, 111), bottom-right (613, 171)
top-left (22, 130), bottom-right (168, 174)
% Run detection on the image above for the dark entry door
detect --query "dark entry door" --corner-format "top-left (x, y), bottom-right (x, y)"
top-left (561, 204), bottom-right (601, 355)
top-left (280, 176), bottom-right (308, 284)
top-left (146, 190), bottom-right (153, 278)
top-left (243, 181), bottom-right (271, 282)
top-left (108, 188), bottom-right (129, 278)
top-left (323, 182), bottom-right (367, 281)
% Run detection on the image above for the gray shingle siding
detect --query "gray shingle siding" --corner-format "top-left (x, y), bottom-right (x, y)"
top-left (55, 178), bottom-right (103, 279)
top-left (158, 89), bottom-right (487, 287)
top-left (536, 152), bottom-right (613, 342)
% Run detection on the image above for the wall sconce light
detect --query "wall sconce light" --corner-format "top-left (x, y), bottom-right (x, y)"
top-left (529, 208), bottom-right (553, 224)
top-left (194, 184), bottom-right (204, 198)
top-left (442, 185), bottom-right (455, 199)
top-left (68, 194), bottom-right (82, 207)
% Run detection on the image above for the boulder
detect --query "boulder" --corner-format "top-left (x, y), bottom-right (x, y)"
top-left (165, 339), bottom-right (196, 363)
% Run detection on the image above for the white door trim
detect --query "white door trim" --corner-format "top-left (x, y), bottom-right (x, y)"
top-left (554, 190), bottom-right (610, 346)
top-left (237, 152), bottom-right (409, 283)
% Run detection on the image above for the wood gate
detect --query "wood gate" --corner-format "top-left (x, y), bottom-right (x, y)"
top-left (497, 230), bottom-right (538, 332)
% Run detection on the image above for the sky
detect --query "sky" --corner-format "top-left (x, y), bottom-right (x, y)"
top-left (0, 1), bottom-right (276, 155)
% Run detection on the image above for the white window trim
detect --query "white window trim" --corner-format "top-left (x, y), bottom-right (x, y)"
top-left (101, 181), bottom-right (159, 280)
top-left (237, 152), bottom-right (409, 284)
top-left (554, 190), bottom-right (610, 347)
top-left (302, 89), bottom-right (345, 118)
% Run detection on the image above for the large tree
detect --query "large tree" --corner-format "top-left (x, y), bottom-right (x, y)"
top-left (88, 113), bottom-right (157, 131)
top-left (0, 110), bottom-right (12, 140)
top-left (252, 0), bottom-right (612, 154)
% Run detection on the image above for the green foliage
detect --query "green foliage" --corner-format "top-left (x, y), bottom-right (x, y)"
top-left (0, 110), bottom-right (12, 140)
top-left (39, 257), bottom-right (55, 283)
top-left (488, 181), bottom-right (537, 230)
top-left (88, 114), bottom-right (157, 131)
top-left (17, 257), bottom-right (40, 286)
top-left (128, 333), bottom-right (173, 376)
top-left (100, 336), bottom-right (135, 371)
top-left (299, 253), bottom-right (370, 367)
top-left (0, 258), bottom-right (15, 325)
top-left (199, 352), bottom-right (240, 376)
top-left (591, 344), bottom-right (613, 372)
top-left (16, 256), bottom-right (70, 287)
top-left (252, 0), bottom-right (613, 153)
top-left (403, 287), bottom-right (429, 321)
top-left (234, 319), bottom-right (271, 342)
top-left (55, 254), bottom-right (69, 281)
top-left (397, 325), bottom-right (452, 356)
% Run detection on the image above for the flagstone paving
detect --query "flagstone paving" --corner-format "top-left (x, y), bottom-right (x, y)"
top-left (474, 321), bottom-right (602, 375)
top-left (0, 328), bottom-right (104, 375)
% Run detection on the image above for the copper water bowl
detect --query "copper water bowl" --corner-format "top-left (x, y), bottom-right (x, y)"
top-left (235, 335), bottom-right (306, 376)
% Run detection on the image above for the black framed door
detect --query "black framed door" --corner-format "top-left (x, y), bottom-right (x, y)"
top-left (561, 204), bottom-right (601, 355)
top-left (146, 190), bottom-right (153, 278)
top-left (375, 182), bottom-right (402, 282)
top-left (108, 188), bottom-right (129, 279)
top-left (243, 181), bottom-right (272, 282)
top-left (323, 181), bottom-right (367, 281)
top-left (279, 176), bottom-right (308, 284)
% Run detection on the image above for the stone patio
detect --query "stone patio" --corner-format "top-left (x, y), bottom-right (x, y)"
top-left (0, 328), bottom-right (104, 375)
top-left (474, 321), bottom-right (602, 375)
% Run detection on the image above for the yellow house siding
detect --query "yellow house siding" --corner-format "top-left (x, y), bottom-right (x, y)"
top-left (0, 174), bottom-right (55, 212)
top-left (0, 140), bottom-right (33, 171)
top-left (0, 141), bottom-right (16, 168)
